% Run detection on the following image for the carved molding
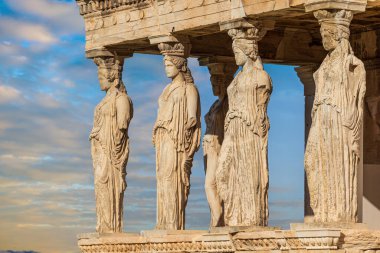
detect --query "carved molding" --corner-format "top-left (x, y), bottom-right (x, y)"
top-left (77, 0), bottom-right (150, 16)
top-left (78, 228), bottom-right (380, 252)
top-left (77, 229), bottom-right (348, 253)
top-left (79, 241), bottom-right (235, 253)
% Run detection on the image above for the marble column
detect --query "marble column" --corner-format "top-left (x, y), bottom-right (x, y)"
top-left (295, 65), bottom-right (318, 144)
top-left (217, 19), bottom-right (273, 226)
top-left (199, 56), bottom-right (238, 227)
top-left (295, 65), bottom-right (318, 223)
top-left (303, 8), bottom-right (366, 223)
top-left (89, 49), bottom-right (134, 233)
top-left (149, 35), bottom-right (201, 230)
top-left (350, 28), bottom-right (380, 228)
top-left (362, 59), bottom-right (380, 229)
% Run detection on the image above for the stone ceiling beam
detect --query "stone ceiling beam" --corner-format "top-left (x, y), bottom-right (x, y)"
top-left (304, 0), bottom-right (368, 12)
top-left (85, 48), bottom-right (133, 59)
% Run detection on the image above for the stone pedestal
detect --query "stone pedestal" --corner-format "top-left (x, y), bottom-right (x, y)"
top-left (77, 228), bottom-right (380, 252)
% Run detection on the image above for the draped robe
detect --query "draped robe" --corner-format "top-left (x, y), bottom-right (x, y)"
top-left (90, 90), bottom-right (133, 232)
top-left (216, 60), bottom-right (272, 226)
top-left (153, 81), bottom-right (201, 230)
top-left (305, 42), bottom-right (366, 222)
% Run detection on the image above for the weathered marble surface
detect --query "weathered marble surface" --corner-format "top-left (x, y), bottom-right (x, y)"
top-left (216, 21), bottom-right (272, 227)
top-left (203, 61), bottom-right (237, 227)
top-left (304, 9), bottom-right (366, 223)
top-left (153, 41), bottom-right (201, 230)
top-left (90, 55), bottom-right (133, 233)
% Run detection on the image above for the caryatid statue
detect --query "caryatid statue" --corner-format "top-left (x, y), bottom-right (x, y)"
top-left (153, 42), bottom-right (201, 230)
top-left (203, 61), bottom-right (237, 227)
top-left (304, 10), bottom-right (366, 223)
top-left (90, 54), bottom-right (133, 233)
top-left (216, 23), bottom-right (272, 226)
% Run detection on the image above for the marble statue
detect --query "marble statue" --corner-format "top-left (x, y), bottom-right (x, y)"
top-left (203, 62), bottom-right (237, 227)
top-left (90, 55), bottom-right (133, 233)
top-left (216, 25), bottom-right (272, 226)
top-left (305, 10), bottom-right (366, 223)
top-left (153, 42), bottom-right (201, 230)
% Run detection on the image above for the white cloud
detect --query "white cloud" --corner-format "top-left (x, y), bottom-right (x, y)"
top-left (7, 0), bottom-right (77, 19)
top-left (0, 154), bottom-right (15, 159)
top-left (34, 93), bottom-right (61, 108)
top-left (6, 0), bottom-right (84, 34)
top-left (0, 42), bottom-right (29, 64)
top-left (0, 85), bottom-right (22, 104)
top-left (17, 223), bottom-right (53, 228)
top-left (0, 18), bottom-right (57, 44)
top-left (63, 79), bottom-right (76, 88)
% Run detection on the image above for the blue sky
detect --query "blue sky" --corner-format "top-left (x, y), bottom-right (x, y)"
top-left (0, 0), bottom-right (305, 252)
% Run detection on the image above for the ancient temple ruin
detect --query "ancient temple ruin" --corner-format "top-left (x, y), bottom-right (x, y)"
top-left (75, 0), bottom-right (380, 252)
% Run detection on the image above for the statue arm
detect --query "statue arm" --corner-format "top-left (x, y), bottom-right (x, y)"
top-left (257, 71), bottom-right (272, 106)
top-left (186, 85), bottom-right (199, 129)
top-left (116, 95), bottom-right (132, 130)
top-left (256, 71), bottom-right (272, 137)
top-left (345, 58), bottom-right (366, 156)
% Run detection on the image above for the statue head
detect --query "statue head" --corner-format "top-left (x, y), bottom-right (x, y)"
top-left (315, 10), bottom-right (353, 52)
top-left (159, 42), bottom-right (194, 84)
top-left (163, 55), bottom-right (187, 79)
top-left (231, 39), bottom-right (258, 66)
top-left (164, 57), bottom-right (180, 78)
top-left (228, 27), bottom-right (264, 66)
top-left (208, 63), bottom-right (237, 99)
top-left (94, 56), bottom-right (125, 92)
top-left (210, 75), bottom-right (225, 96)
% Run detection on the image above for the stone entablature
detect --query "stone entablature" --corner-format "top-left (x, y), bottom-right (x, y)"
top-left (75, 0), bottom-right (380, 65)
top-left (78, 228), bottom-right (380, 253)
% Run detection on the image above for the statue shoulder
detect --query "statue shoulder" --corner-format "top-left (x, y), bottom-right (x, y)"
top-left (116, 92), bottom-right (132, 103)
top-left (251, 68), bottom-right (272, 88)
top-left (116, 93), bottom-right (133, 111)
top-left (185, 83), bottom-right (200, 96)
top-left (349, 55), bottom-right (365, 69)
top-left (256, 69), bottom-right (271, 83)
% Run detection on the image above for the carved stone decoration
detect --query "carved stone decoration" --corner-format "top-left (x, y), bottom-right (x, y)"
top-left (216, 23), bottom-right (273, 226)
top-left (203, 61), bottom-right (237, 227)
top-left (76, 0), bottom-right (151, 15)
top-left (90, 54), bottom-right (134, 233)
top-left (304, 9), bottom-right (366, 223)
top-left (78, 228), bottom-right (348, 253)
top-left (153, 41), bottom-right (201, 230)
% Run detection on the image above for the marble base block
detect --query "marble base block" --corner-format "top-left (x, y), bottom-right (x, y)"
top-left (291, 222), bottom-right (369, 230)
top-left (77, 226), bottom-right (380, 252)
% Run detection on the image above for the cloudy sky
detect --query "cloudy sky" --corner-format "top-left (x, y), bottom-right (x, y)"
top-left (0, 0), bottom-right (305, 252)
